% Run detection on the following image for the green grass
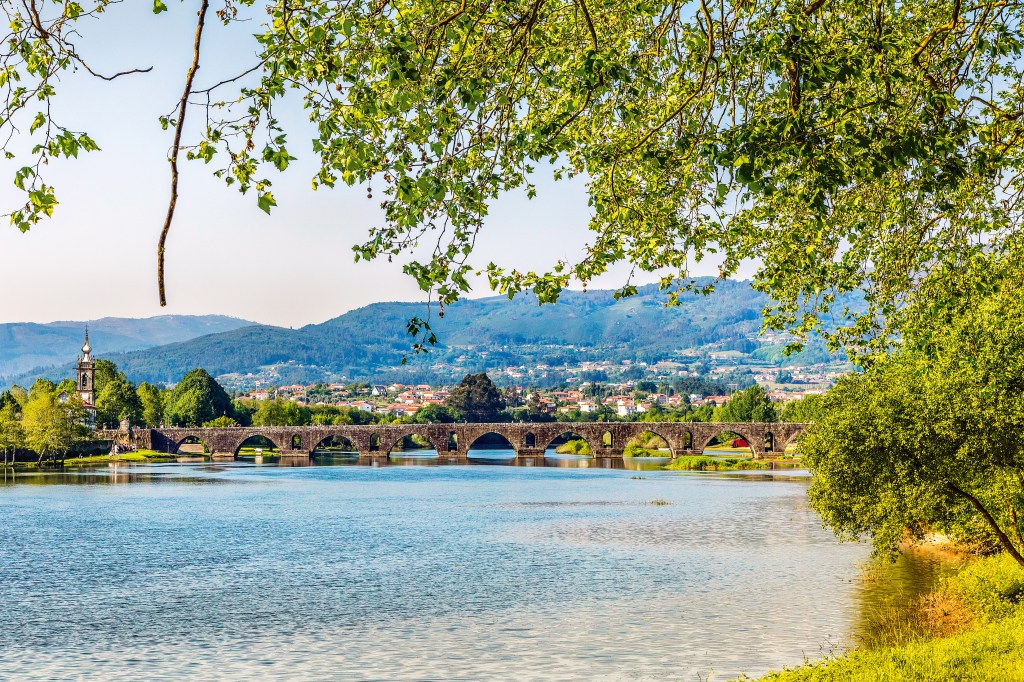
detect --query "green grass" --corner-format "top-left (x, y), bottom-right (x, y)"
top-left (63, 452), bottom-right (149, 465)
top-left (61, 449), bottom-right (179, 466)
top-left (748, 554), bottom-right (1024, 682)
top-left (943, 553), bottom-right (1024, 621)
top-left (555, 439), bottom-right (593, 456)
top-left (664, 456), bottom-right (768, 471)
top-left (623, 441), bottom-right (673, 457)
top-left (752, 612), bottom-right (1024, 681)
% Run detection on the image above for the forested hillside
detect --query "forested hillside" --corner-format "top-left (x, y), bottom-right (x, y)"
top-left (5, 280), bottom-right (842, 388)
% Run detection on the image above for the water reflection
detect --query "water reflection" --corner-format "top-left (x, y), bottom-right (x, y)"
top-left (467, 446), bottom-right (517, 462)
top-left (0, 463), bottom-right (938, 680)
top-left (853, 545), bottom-right (963, 648)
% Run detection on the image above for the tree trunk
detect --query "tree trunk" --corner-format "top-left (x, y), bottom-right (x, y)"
top-left (947, 482), bottom-right (1024, 568)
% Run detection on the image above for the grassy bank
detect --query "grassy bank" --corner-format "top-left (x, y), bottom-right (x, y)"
top-left (26, 450), bottom-right (177, 467)
top-left (750, 553), bottom-right (1024, 681)
top-left (664, 455), bottom-right (768, 471)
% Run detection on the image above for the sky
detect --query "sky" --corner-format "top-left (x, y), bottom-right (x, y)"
top-left (0, 3), bottom-right (745, 328)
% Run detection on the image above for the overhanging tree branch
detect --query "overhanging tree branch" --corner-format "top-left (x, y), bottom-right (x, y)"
top-left (158, 0), bottom-right (211, 307)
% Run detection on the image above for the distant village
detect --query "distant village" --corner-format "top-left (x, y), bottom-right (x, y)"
top-left (236, 373), bottom-right (831, 419)
top-left (214, 326), bottom-right (845, 415)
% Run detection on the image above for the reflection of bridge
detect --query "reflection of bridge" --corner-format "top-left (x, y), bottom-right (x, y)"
top-left (107, 422), bottom-right (807, 464)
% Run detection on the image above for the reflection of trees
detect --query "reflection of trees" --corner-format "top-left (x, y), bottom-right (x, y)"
top-left (852, 549), bottom-right (957, 649)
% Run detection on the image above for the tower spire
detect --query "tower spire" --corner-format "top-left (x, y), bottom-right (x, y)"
top-left (82, 327), bottom-right (92, 361)
top-left (77, 328), bottom-right (95, 406)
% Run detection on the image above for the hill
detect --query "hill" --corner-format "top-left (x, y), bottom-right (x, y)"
top-left (4, 280), bottom-right (848, 390)
top-left (0, 315), bottom-right (256, 381)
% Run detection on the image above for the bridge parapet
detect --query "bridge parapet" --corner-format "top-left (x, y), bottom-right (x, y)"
top-left (113, 422), bottom-right (808, 461)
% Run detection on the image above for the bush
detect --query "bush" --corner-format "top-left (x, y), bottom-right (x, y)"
top-left (942, 553), bottom-right (1024, 621)
top-left (555, 439), bottom-right (592, 456)
top-left (664, 456), bottom-right (767, 471)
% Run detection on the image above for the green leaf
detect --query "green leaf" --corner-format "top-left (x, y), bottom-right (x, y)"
top-left (257, 192), bottom-right (276, 214)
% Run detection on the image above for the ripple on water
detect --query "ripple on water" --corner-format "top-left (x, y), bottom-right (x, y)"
top-left (0, 464), bottom-right (875, 680)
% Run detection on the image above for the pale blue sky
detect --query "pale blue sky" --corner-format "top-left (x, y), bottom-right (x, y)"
top-left (0, 3), bottom-right (746, 327)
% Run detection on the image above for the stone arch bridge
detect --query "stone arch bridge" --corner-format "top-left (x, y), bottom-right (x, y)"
top-left (107, 422), bottom-right (807, 464)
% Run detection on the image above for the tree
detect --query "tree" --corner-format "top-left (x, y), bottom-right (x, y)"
top-left (163, 369), bottom-right (233, 427)
top-left (203, 415), bottom-right (239, 427)
top-left (95, 372), bottom-right (143, 428)
top-left (6, 386), bottom-right (27, 408)
top-left (252, 399), bottom-right (304, 426)
top-left (411, 404), bottom-right (459, 424)
top-left (28, 379), bottom-right (56, 402)
top-left (447, 373), bottom-right (506, 422)
top-left (22, 387), bottom-right (86, 463)
top-left (93, 359), bottom-right (119, 397)
top-left (0, 401), bottom-right (24, 467)
top-left (7, 1), bottom-right (1024, 355)
top-left (137, 382), bottom-right (166, 427)
top-left (717, 385), bottom-right (777, 423)
top-left (780, 394), bottom-right (823, 423)
top-left (803, 280), bottom-right (1024, 567)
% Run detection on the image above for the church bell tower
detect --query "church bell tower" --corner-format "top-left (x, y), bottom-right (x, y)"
top-left (77, 330), bottom-right (95, 405)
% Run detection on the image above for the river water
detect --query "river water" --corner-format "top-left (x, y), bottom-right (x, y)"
top-left (0, 462), bottom-right (924, 680)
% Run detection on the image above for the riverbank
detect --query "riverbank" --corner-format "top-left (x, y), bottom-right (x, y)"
top-left (4, 450), bottom-right (175, 468)
top-left (664, 455), bottom-right (768, 471)
top-left (749, 552), bottom-right (1024, 681)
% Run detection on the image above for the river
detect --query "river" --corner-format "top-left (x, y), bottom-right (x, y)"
top-left (0, 462), bottom-right (934, 680)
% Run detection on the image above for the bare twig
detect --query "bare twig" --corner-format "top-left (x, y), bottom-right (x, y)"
top-left (158, 0), bottom-right (211, 307)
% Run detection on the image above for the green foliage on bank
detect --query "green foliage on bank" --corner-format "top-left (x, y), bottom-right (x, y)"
top-left (943, 553), bottom-right (1024, 623)
top-left (664, 456), bottom-right (767, 471)
top-left (555, 439), bottom-right (592, 456)
top-left (623, 432), bottom-right (672, 457)
top-left (751, 554), bottom-right (1024, 682)
top-left (755, 612), bottom-right (1024, 682)
top-left (801, 279), bottom-right (1024, 565)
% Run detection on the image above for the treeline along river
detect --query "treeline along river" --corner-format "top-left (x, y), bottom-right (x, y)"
top-left (0, 463), bottom-right (940, 680)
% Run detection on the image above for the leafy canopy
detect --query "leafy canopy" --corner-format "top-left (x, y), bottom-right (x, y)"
top-left (163, 368), bottom-right (233, 427)
top-left (802, 276), bottom-right (1024, 566)
top-left (6, 1), bottom-right (1024, 353)
top-left (446, 372), bottom-right (506, 422)
top-left (95, 371), bottom-right (143, 428)
top-left (716, 384), bottom-right (777, 423)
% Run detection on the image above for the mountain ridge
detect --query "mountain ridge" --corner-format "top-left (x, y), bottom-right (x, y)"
top-left (0, 314), bottom-right (258, 381)
top-left (4, 280), bottom-right (846, 389)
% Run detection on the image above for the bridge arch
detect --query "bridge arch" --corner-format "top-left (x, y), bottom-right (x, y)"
top-left (466, 431), bottom-right (517, 461)
top-left (173, 434), bottom-right (211, 456)
top-left (383, 432), bottom-right (443, 457)
top-left (778, 428), bottom-right (805, 452)
top-left (233, 432), bottom-right (284, 457)
top-left (699, 427), bottom-right (758, 456)
top-left (544, 430), bottom-right (595, 457)
top-left (524, 432), bottom-right (536, 448)
top-left (623, 429), bottom-right (674, 457)
top-left (312, 434), bottom-right (357, 454)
